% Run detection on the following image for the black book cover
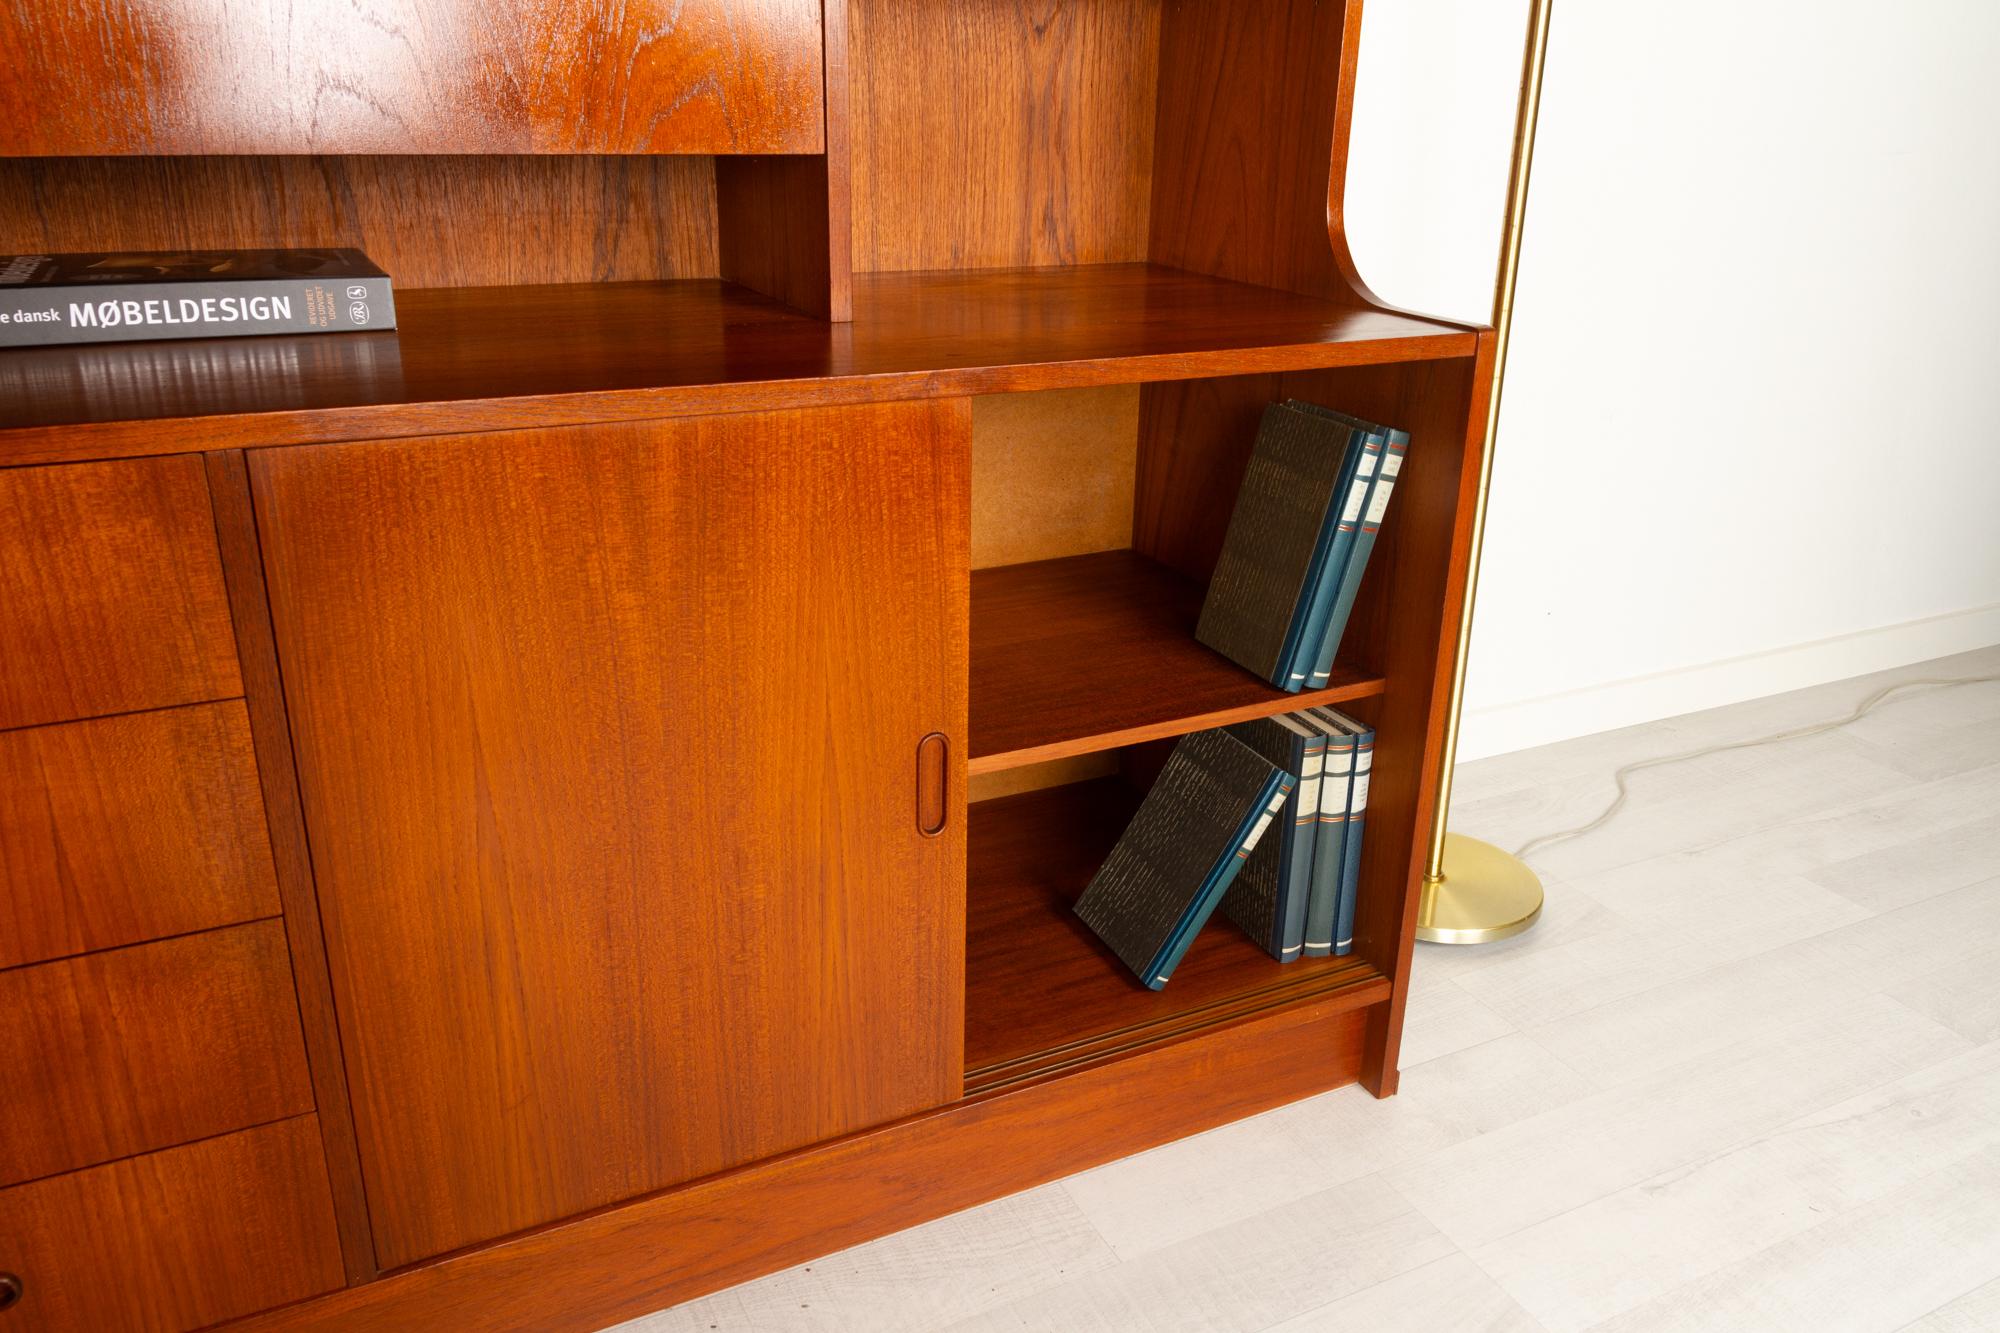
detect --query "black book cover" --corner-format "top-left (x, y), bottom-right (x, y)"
top-left (1195, 402), bottom-right (1358, 683)
top-left (0, 248), bottom-right (396, 348)
top-left (1074, 728), bottom-right (1287, 987)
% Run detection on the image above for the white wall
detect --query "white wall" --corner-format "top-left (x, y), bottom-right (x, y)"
top-left (1344, 0), bottom-right (2000, 760)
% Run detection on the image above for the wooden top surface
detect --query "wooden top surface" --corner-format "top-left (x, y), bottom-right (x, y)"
top-left (0, 265), bottom-right (1477, 466)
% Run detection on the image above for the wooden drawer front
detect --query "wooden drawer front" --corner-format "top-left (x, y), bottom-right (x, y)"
top-left (0, 457), bottom-right (240, 732)
top-left (0, 702), bottom-right (279, 970)
top-left (0, 921), bottom-right (312, 1187)
top-left (0, 1116), bottom-right (343, 1332)
top-left (0, 0), bottom-right (824, 156)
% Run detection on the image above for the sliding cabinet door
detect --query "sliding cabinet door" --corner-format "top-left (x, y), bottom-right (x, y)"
top-left (251, 401), bottom-right (968, 1267)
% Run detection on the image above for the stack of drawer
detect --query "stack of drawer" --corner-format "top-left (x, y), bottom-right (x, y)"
top-left (0, 458), bottom-right (343, 1331)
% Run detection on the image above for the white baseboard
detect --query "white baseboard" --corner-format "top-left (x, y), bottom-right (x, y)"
top-left (1454, 602), bottom-right (2000, 762)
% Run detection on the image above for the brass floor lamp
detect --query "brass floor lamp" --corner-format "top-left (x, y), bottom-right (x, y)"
top-left (1414, 0), bottom-right (1554, 944)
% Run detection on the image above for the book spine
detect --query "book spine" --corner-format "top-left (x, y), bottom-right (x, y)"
top-left (1310, 430), bottom-right (1406, 687)
top-left (1280, 732), bottom-right (1325, 959)
top-left (1335, 729), bottom-right (1374, 957)
top-left (0, 275), bottom-right (397, 347)
top-left (1287, 428), bottom-right (1379, 690)
top-left (1303, 730), bottom-right (1353, 957)
top-left (1147, 774), bottom-right (1294, 988)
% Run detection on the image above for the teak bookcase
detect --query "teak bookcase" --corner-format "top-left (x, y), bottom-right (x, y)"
top-left (0, 3), bottom-right (1492, 1330)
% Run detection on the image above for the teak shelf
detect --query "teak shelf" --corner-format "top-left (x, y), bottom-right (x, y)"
top-left (0, 4), bottom-right (1494, 1331)
top-left (971, 549), bottom-right (1386, 773)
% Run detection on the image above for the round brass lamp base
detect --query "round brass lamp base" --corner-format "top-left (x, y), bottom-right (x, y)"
top-left (1416, 834), bottom-right (1544, 945)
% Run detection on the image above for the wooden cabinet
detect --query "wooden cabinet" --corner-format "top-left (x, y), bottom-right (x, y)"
top-left (0, 3), bottom-right (1501, 1327)
top-left (250, 402), bottom-right (970, 1266)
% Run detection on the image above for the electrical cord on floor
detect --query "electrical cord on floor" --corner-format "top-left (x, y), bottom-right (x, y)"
top-left (1511, 671), bottom-right (2000, 862)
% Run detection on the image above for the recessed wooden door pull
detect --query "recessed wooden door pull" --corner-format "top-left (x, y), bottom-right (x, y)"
top-left (916, 733), bottom-right (949, 836)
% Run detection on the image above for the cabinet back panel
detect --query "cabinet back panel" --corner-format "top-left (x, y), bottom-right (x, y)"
top-left (849, 0), bottom-right (1160, 272)
top-left (972, 386), bottom-right (1138, 570)
top-left (0, 156), bottom-right (719, 289)
top-left (251, 403), bottom-right (969, 1267)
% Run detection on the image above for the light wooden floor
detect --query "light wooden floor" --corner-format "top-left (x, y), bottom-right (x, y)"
top-left (621, 646), bottom-right (2000, 1333)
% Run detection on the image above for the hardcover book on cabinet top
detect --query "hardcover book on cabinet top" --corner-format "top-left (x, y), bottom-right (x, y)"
top-left (0, 248), bottom-right (396, 347)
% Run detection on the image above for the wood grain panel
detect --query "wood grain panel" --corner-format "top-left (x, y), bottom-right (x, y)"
top-left (206, 449), bottom-right (380, 1282)
top-left (235, 1000), bottom-right (1368, 1333)
top-left (1150, 0), bottom-right (1359, 302)
top-left (251, 403), bottom-right (969, 1267)
top-left (0, 920), bottom-right (313, 1187)
top-left (0, 0), bottom-right (823, 155)
top-left (850, 0), bottom-right (1160, 271)
top-left (0, 1116), bottom-right (343, 1333)
top-left (0, 701), bottom-right (277, 970)
top-left (0, 455), bottom-right (240, 731)
top-left (0, 155), bottom-right (718, 290)
top-left (0, 266), bottom-right (1475, 467)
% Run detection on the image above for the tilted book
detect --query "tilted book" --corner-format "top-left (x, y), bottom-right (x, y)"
top-left (1074, 729), bottom-right (1294, 990)
top-left (1307, 414), bottom-right (1411, 689)
top-left (0, 248), bottom-right (396, 348)
top-left (1299, 708), bottom-right (1354, 958)
top-left (1195, 403), bottom-right (1359, 688)
top-left (1220, 713), bottom-right (1323, 961)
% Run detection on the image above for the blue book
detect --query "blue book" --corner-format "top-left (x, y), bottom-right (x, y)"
top-left (1074, 729), bottom-right (1295, 990)
top-left (1298, 711), bottom-right (1353, 958)
top-left (1279, 406), bottom-right (1376, 692)
top-left (1318, 707), bottom-right (1375, 956)
top-left (1221, 714), bottom-right (1325, 961)
top-left (1308, 419), bottom-right (1409, 689)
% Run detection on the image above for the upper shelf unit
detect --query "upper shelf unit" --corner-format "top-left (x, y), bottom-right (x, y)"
top-left (0, 0), bottom-right (1485, 467)
top-left (0, 265), bottom-right (1475, 466)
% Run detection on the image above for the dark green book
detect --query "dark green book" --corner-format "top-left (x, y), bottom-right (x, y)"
top-left (1196, 403), bottom-right (1359, 687)
top-left (1074, 729), bottom-right (1294, 990)
top-left (1220, 713), bottom-right (1323, 961)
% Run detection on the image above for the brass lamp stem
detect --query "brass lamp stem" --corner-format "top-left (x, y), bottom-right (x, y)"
top-left (1423, 0), bottom-right (1554, 883)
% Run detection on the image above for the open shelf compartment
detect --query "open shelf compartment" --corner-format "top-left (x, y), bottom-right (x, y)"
top-left (965, 776), bottom-right (1391, 1097)
top-left (971, 548), bottom-right (1386, 774)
